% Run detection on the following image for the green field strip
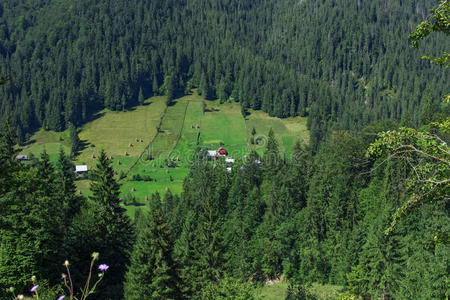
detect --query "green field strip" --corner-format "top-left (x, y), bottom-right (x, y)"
top-left (123, 103), bottom-right (169, 176)
top-left (167, 101), bottom-right (190, 159)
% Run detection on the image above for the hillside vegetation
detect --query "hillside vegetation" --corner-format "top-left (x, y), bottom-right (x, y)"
top-left (19, 92), bottom-right (309, 210)
top-left (0, 0), bottom-right (448, 151)
top-left (0, 1), bottom-right (448, 299)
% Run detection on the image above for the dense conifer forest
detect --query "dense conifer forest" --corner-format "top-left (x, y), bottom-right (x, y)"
top-left (0, 0), bottom-right (449, 299)
top-left (0, 0), bottom-right (449, 148)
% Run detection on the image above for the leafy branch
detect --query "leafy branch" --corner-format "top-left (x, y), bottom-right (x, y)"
top-left (366, 121), bottom-right (450, 235)
top-left (409, 0), bottom-right (450, 67)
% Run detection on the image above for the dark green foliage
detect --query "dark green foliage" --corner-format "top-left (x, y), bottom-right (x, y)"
top-left (0, 138), bottom-right (64, 293)
top-left (0, 2), bottom-right (448, 297)
top-left (1, 0), bottom-right (448, 151)
top-left (138, 87), bottom-right (145, 106)
top-left (0, 121), bottom-right (448, 298)
top-left (124, 195), bottom-right (179, 299)
top-left (201, 277), bottom-right (256, 300)
top-left (285, 283), bottom-right (317, 300)
top-left (68, 123), bottom-right (80, 158)
top-left (68, 150), bottom-right (134, 299)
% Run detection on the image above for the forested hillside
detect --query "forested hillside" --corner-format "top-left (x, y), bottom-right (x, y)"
top-left (0, 0), bottom-right (448, 149)
top-left (0, 0), bottom-right (449, 299)
top-left (1, 125), bottom-right (448, 299)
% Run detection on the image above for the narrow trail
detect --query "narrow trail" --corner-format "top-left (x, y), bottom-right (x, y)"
top-left (167, 101), bottom-right (190, 159)
top-left (122, 104), bottom-right (169, 178)
top-left (123, 100), bottom-right (191, 178)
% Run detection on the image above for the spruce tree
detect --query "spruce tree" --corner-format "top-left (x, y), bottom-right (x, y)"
top-left (68, 150), bottom-right (134, 299)
top-left (138, 87), bottom-right (145, 106)
top-left (0, 145), bottom-right (63, 292)
top-left (124, 195), bottom-right (179, 299)
top-left (55, 148), bottom-right (84, 233)
top-left (68, 123), bottom-right (80, 158)
top-left (262, 128), bottom-right (281, 178)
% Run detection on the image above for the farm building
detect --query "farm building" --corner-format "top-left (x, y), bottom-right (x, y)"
top-left (218, 147), bottom-right (228, 156)
top-left (16, 154), bottom-right (29, 161)
top-left (75, 165), bottom-right (88, 174)
top-left (207, 150), bottom-right (218, 159)
top-left (225, 158), bottom-right (235, 164)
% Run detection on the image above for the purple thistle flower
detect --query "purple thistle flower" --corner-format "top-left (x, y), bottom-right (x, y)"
top-left (57, 296), bottom-right (66, 300)
top-left (98, 264), bottom-right (109, 271)
top-left (30, 285), bottom-right (39, 293)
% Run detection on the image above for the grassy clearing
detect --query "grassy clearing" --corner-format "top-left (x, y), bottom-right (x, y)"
top-left (256, 281), bottom-right (342, 300)
top-left (246, 109), bottom-right (309, 155)
top-left (20, 92), bottom-right (309, 214)
top-left (75, 97), bottom-right (166, 169)
top-left (18, 130), bottom-right (71, 162)
top-left (200, 102), bottom-right (247, 151)
top-left (309, 283), bottom-right (343, 299)
top-left (257, 281), bottom-right (289, 299)
top-left (172, 100), bottom-right (204, 157)
top-left (143, 99), bottom-right (188, 161)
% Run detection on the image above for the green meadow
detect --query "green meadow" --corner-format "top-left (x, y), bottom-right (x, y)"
top-left (75, 96), bottom-right (167, 170)
top-left (20, 92), bottom-right (309, 214)
top-left (246, 109), bottom-right (309, 155)
top-left (18, 130), bottom-right (71, 162)
top-left (256, 281), bottom-right (342, 299)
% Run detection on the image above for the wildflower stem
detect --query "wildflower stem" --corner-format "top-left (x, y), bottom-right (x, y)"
top-left (62, 276), bottom-right (71, 299)
top-left (80, 257), bottom-right (95, 300)
top-left (87, 274), bottom-right (105, 297)
top-left (65, 265), bottom-right (74, 300)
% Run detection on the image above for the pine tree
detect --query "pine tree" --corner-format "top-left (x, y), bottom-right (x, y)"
top-left (138, 86), bottom-right (145, 106)
top-left (55, 148), bottom-right (84, 231)
top-left (0, 144), bottom-right (63, 292)
top-left (68, 150), bottom-right (134, 299)
top-left (262, 128), bottom-right (281, 178)
top-left (124, 195), bottom-right (179, 299)
top-left (68, 122), bottom-right (80, 158)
